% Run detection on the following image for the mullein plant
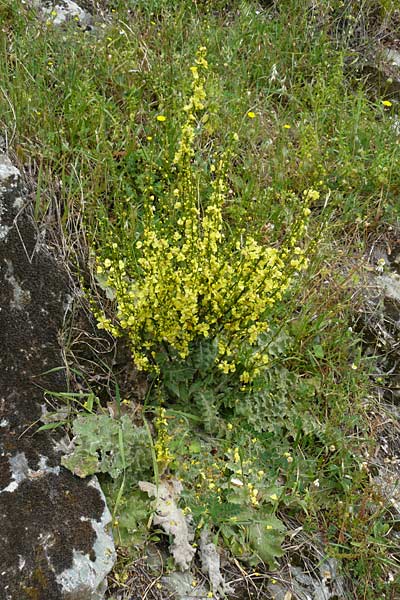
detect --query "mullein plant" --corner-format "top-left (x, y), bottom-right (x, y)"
top-left (94, 47), bottom-right (311, 383)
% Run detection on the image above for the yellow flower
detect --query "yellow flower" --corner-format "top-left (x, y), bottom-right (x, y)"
top-left (240, 371), bottom-right (250, 383)
top-left (382, 100), bottom-right (392, 107)
top-left (218, 360), bottom-right (231, 374)
top-left (92, 48), bottom-right (310, 377)
top-left (283, 123), bottom-right (291, 129)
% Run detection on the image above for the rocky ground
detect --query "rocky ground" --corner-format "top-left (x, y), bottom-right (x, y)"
top-left (1, 1), bottom-right (400, 599)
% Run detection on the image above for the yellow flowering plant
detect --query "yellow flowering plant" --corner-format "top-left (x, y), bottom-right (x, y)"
top-left (94, 47), bottom-right (311, 385)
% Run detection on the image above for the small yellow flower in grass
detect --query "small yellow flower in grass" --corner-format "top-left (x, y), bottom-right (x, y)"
top-left (146, 135), bottom-right (153, 141)
top-left (283, 123), bottom-right (291, 129)
top-left (382, 100), bottom-right (392, 107)
top-left (156, 115), bottom-right (167, 122)
top-left (304, 189), bottom-right (320, 201)
top-left (227, 423), bottom-right (233, 430)
top-left (247, 111), bottom-right (256, 119)
top-left (284, 452), bottom-right (293, 463)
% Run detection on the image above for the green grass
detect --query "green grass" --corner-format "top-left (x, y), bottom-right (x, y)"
top-left (1, 0), bottom-right (400, 597)
top-left (2, 0), bottom-right (399, 228)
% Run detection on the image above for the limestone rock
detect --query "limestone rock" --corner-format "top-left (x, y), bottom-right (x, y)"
top-left (267, 559), bottom-right (345, 599)
top-left (0, 154), bottom-right (115, 600)
top-left (360, 43), bottom-right (400, 102)
top-left (30, 0), bottom-right (93, 27)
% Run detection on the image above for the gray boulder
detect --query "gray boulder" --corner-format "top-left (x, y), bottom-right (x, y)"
top-left (30, 0), bottom-right (93, 27)
top-left (0, 155), bottom-right (115, 600)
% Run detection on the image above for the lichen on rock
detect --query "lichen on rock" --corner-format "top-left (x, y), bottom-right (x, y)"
top-left (0, 154), bottom-right (115, 599)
